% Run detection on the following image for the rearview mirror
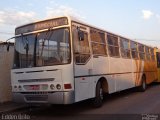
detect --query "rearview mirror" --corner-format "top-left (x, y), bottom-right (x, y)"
top-left (5, 36), bottom-right (15, 52)
top-left (78, 30), bottom-right (84, 41)
top-left (7, 43), bottom-right (10, 52)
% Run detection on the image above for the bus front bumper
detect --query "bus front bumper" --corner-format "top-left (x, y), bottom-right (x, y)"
top-left (12, 91), bottom-right (75, 104)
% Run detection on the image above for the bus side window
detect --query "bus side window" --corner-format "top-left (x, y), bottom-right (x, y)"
top-left (131, 41), bottom-right (138, 59)
top-left (90, 29), bottom-right (107, 56)
top-left (107, 34), bottom-right (120, 57)
top-left (156, 52), bottom-right (160, 68)
top-left (150, 48), bottom-right (155, 61)
top-left (145, 47), bottom-right (151, 61)
top-left (72, 26), bottom-right (90, 64)
top-left (138, 44), bottom-right (145, 60)
top-left (120, 38), bottom-right (131, 58)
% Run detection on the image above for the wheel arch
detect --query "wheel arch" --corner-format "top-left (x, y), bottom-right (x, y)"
top-left (97, 77), bottom-right (109, 93)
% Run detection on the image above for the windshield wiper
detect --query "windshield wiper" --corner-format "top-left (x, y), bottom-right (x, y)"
top-left (40, 28), bottom-right (53, 57)
top-left (21, 34), bottom-right (29, 67)
top-left (33, 34), bottom-right (38, 66)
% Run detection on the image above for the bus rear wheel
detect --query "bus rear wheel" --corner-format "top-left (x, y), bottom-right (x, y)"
top-left (92, 81), bottom-right (103, 108)
top-left (138, 75), bottom-right (147, 92)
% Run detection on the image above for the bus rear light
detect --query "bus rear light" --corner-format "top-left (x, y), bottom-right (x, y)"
top-left (64, 84), bottom-right (72, 89)
top-left (50, 84), bottom-right (55, 90)
top-left (56, 84), bottom-right (61, 90)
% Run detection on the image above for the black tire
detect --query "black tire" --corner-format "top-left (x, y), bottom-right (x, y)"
top-left (92, 81), bottom-right (103, 108)
top-left (138, 75), bottom-right (147, 92)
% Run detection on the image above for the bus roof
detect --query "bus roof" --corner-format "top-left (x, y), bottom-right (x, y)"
top-left (16, 15), bottom-right (155, 49)
top-left (70, 16), bottom-right (156, 49)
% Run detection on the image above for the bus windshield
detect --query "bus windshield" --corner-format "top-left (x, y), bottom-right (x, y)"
top-left (13, 28), bottom-right (71, 69)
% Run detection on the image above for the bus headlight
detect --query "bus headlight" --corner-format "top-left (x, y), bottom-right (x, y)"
top-left (18, 85), bottom-right (22, 90)
top-left (14, 86), bottom-right (17, 89)
top-left (50, 84), bottom-right (55, 90)
top-left (56, 84), bottom-right (61, 90)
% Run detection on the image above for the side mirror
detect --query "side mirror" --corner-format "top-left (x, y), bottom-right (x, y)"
top-left (5, 36), bottom-right (15, 52)
top-left (7, 43), bottom-right (10, 52)
top-left (78, 30), bottom-right (84, 41)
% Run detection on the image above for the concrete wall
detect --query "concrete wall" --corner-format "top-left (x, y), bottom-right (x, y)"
top-left (0, 44), bottom-right (14, 103)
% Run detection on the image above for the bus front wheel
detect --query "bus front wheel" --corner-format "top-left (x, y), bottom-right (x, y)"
top-left (92, 81), bottom-right (103, 108)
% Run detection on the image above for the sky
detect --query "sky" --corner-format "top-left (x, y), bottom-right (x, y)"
top-left (0, 0), bottom-right (160, 47)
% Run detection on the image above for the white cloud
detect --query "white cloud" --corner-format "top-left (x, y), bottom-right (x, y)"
top-left (0, 4), bottom-right (86, 27)
top-left (142, 10), bottom-right (154, 20)
top-left (46, 5), bottom-right (86, 20)
top-left (0, 9), bottom-right (37, 26)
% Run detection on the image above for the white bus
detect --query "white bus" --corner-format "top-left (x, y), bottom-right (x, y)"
top-left (11, 16), bottom-right (158, 107)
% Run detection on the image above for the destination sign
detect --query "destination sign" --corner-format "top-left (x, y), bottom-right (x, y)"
top-left (15, 17), bottom-right (68, 35)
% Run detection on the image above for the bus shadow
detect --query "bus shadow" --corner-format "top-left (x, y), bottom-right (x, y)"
top-left (146, 82), bottom-right (160, 89)
top-left (21, 82), bottom-right (160, 117)
top-left (103, 82), bottom-right (160, 102)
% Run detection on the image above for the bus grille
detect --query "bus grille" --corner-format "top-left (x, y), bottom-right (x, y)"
top-left (25, 95), bottom-right (48, 102)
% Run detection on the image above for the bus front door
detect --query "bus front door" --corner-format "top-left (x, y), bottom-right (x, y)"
top-left (72, 24), bottom-right (93, 102)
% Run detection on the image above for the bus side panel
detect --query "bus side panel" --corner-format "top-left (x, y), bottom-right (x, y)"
top-left (156, 51), bottom-right (160, 82)
top-left (92, 56), bottom-right (116, 94)
top-left (144, 61), bottom-right (157, 84)
top-left (132, 59), bottom-right (157, 86)
top-left (92, 56), bottom-right (109, 75)
top-left (132, 59), bottom-right (144, 86)
top-left (109, 57), bottom-right (135, 91)
top-left (75, 75), bottom-right (116, 102)
top-left (75, 77), bottom-right (94, 102)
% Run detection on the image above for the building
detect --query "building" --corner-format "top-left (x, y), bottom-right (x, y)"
top-left (0, 42), bottom-right (14, 103)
